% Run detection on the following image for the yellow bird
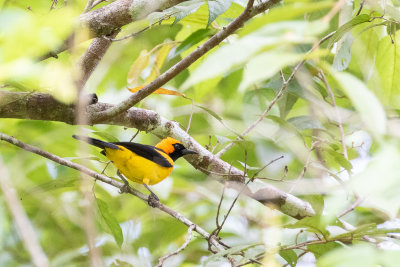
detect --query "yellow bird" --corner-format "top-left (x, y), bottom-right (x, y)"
top-left (73, 135), bottom-right (197, 199)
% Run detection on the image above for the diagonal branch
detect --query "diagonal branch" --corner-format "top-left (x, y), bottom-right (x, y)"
top-left (0, 132), bottom-right (229, 254)
top-left (90, 0), bottom-right (282, 124)
top-left (0, 91), bottom-right (315, 219)
top-left (39, 0), bottom-right (189, 61)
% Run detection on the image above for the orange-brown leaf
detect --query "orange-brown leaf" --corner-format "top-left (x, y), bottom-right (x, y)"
top-left (128, 86), bottom-right (185, 97)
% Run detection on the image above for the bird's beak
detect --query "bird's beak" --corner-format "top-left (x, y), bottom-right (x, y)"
top-left (182, 148), bottom-right (198, 155)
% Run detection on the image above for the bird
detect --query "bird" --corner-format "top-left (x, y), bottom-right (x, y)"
top-left (72, 135), bottom-right (197, 201)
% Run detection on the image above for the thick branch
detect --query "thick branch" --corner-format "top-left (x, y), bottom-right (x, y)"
top-left (90, 0), bottom-right (282, 123)
top-left (0, 91), bottom-right (314, 219)
top-left (76, 31), bottom-right (120, 90)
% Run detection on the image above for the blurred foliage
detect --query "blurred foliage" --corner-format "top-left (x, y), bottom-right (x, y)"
top-left (2, 0), bottom-right (400, 266)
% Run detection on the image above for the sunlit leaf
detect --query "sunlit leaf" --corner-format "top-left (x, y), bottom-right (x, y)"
top-left (333, 71), bottom-right (386, 135)
top-left (332, 34), bottom-right (353, 71)
top-left (241, 1), bottom-right (333, 35)
top-left (173, 28), bottom-right (215, 57)
top-left (369, 34), bottom-right (400, 108)
top-left (327, 14), bottom-right (371, 48)
top-left (279, 250), bottom-right (297, 267)
top-left (308, 242), bottom-right (342, 259)
top-left (285, 215), bottom-right (334, 238)
top-left (318, 244), bottom-right (400, 267)
top-left (128, 85), bottom-right (186, 97)
top-left (127, 49), bottom-right (150, 85)
top-left (145, 43), bottom-right (173, 83)
top-left (183, 21), bottom-right (327, 89)
top-left (207, 0), bottom-right (232, 26)
top-left (239, 51), bottom-right (304, 91)
top-left (326, 149), bottom-right (352, 171)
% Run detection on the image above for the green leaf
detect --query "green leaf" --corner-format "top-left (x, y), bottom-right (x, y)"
top-left (92, 132), bottom-right (119, 142)
top-left (285, 215), bottom-right (333, 238)
top-left (278, 92), bottom-right (299, 119)
top-left (333, 71), bottom-right (386, 136)
top-left (369, 34), bottom-right (400, 108)
top-left (97, 198), bottom-right (123, 247)
top-left (196, 104), bottom-right (222, 121)
top-left (127, 49), bottom-right (150, 86)
top-left (182, 21), bottom-right (326, 89)
top-left (174, 28), bottom-right (214, 57)
top-left (27, 177), bottom-right (76, 194)
top-left (147, 0), bottom-right (205, 25)
top-left (239, 51), bottom-right (304, 91)
top-left (145, 43), bottom-right (173, 83)
top-left (241, 1), bottom-right (333, 35)
top-left (327, 14), bottom-right (371, 48)
top-left (332, 34), bottom-right (353, 71)
top-left (173, 0), bottom-right (205, 24)
top-left (207, 0), bottom-right (232, 26)
top-left (318, 244), bottom-right (400, 267)
top-left (326, 149), bottom-right (352, 171)
top-left (308, 242), bottom-right (342, 259)
top-left (279, 250), bottom-right (297, 267)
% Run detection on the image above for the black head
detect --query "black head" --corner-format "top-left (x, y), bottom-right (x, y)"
top-left (169, 143), bottom-right (198, 161)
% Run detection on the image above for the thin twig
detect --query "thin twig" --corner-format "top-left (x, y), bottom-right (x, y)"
top-left (215, 61), bottom-right (305, 158)
top-left (338, 197), bottom-right (364, 218)
top-left (288, 142), bottom-right (315, 193)
top-left (83, 0), bottom-right (94, 12)
top-left (356, 0), bottom-right (366, 16)
top-left (319, 70), bottom-right (348, 160)
top-left (0, 161), bottom-right (50, 267)
top-left (156, 224), bottom-right (195, 267)
top-left (186, 98), bottom-right (195, 133)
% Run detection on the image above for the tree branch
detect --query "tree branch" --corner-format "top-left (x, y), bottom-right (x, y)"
top-left (76, 31), bottom-right (120, 90)
top-left (156, 224), bottom-right (195, 267)
top-left (90, 0), bottom-right (282, 124)
top-left (0, 91), bottom-right (315, 219)
top-left (39, 0), bottom-right (188, 61)
top-left (0, 132), bottom-right (229, 254)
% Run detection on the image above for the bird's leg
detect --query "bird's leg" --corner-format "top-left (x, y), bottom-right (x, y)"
top-left (143, 184), bottom-right (160, 207)
top-left (117, 170), bottom-right (131, 194)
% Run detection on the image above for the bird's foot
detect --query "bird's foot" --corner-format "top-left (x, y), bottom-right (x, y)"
top-left (147, 192), bottom-right (160, 208)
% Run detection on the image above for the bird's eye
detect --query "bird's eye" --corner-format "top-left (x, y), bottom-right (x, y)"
top-left (173, 143), bottom-right (184, 150)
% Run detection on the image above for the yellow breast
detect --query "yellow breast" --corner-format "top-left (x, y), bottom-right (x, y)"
top-left (104, 146), bottom-right (174, 185)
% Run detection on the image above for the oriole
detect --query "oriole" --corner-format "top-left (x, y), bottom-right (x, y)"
top-left (73, 135), bottom-right (197, 199)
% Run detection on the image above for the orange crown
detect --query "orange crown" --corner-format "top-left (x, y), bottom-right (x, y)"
top-left (155, 137), bottom-right (181, 154)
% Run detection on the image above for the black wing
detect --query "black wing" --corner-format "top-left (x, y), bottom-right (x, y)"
top-left (114, 142), bottom-right (173, 168)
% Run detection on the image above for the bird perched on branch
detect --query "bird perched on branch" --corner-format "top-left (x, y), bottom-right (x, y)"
top-left (73, 135), bottom-right (197, 202)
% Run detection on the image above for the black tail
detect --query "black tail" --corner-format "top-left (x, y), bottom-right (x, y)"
top-left (72, 135), bottom-right (121, 150)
